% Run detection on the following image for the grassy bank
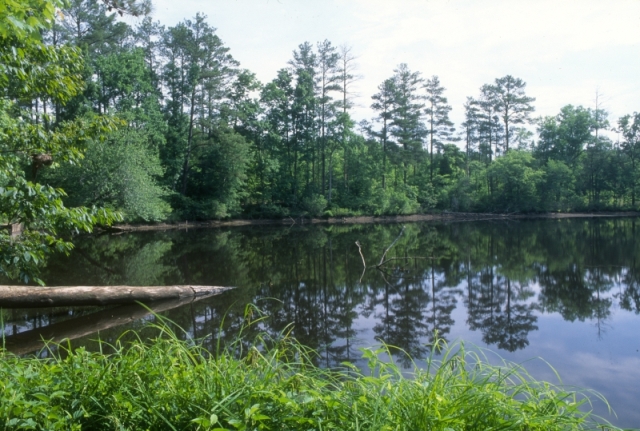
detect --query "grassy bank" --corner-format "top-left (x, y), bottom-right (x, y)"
top-left (0, 319), bottom-right (621, 430)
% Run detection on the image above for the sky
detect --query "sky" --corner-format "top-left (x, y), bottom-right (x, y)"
top-left (134, 0), bottom-right (640, 138)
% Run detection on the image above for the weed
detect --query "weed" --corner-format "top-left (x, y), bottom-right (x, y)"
top-left (0, 309), bottom-right (623, 430)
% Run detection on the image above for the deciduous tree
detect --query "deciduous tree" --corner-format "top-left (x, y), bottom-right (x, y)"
top-left (1, 0), bottom-right (120, 283)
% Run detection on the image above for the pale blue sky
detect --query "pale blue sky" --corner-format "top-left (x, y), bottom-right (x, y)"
top-left (138, 0), bottom-right (640, 135)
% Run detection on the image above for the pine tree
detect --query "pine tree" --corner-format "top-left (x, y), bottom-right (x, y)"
top-left (337, 44), bottom-right (359, 195)
top-left (462, 97), bottom-right (480, 176)
top-left (289, 42), bottom-right (318, 200)
top-left (161, 14), bottom-right (238, 197)
top-left (424, 75), bottom-right (454, 182)
top-left (487, 75), bottom-right (535, 153)
top-left (316, 40), bottom-right (340, 198)
top-left (389, 64), bottom-right (425, 184)
top-left (371, 78), bottom-right (396, 189)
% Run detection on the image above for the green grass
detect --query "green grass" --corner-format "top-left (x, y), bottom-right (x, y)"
top-left (0, 308), bottom-right (623, 430)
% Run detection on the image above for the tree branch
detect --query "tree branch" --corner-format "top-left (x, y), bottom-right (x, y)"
top-left (377, 225), bottom-right (405, 267)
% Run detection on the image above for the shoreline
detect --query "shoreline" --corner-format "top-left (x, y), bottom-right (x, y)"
top-left (108, 211), bottom-right (640, 232)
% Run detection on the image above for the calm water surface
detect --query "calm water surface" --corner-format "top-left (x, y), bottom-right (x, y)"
top-left (3, 218), bottom-right (640, 428)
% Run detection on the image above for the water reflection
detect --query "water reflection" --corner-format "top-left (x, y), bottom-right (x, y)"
top-left (2, 218), bottom-right (637, 359)
top-left (4, 218), bottom-right (640, 427)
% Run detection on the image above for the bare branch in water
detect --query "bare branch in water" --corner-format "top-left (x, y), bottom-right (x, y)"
top-left (377, 225), bottom-right (405, 267)
top-left (355, 240), bottom-right (367, 283)
top-left (355, 240), bottom-right (367, 268)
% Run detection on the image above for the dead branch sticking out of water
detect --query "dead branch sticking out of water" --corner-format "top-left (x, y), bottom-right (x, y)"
top-left (356, 225), bottom-right (434, 283)
top-left (355, 240), bottom-right (367, 282)
top-left (355, 240), bottom-right (367, 268)
top-left (377, 225), bottom-right (406, 267)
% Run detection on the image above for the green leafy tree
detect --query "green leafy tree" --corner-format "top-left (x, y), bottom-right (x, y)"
top-left (535, 105), bottom-right (594, 166)
top-left (486, 150), bottom-right (543, 212)
top-left (618, 112), bottom-right (640, 207)
top-left (578, 137), bottom-right (615, 209)
top-left (1, 0), bottom-right (120, 283)
top-left (539, 159), bottom-right (577, 211)
top-left (43, 44), bottom-right (171, 222)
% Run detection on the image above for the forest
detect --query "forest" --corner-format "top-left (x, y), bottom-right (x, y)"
top-left (0, 3), bottom-right (635, 428)
top-left (2, 0), bottom-right (640, 282)
top-left (9, 1), bottom-right (640, 220)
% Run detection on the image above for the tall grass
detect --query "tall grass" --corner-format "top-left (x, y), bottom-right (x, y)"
top-left (0, 307), bottom-right (622, 430)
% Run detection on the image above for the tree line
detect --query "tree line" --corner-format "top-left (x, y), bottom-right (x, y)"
top-left (2, 0), bottom-right (640, 282)
top-left (15, 1), bottom-right (640, 222)
top-left (10, 0), bottom-right (640, 221)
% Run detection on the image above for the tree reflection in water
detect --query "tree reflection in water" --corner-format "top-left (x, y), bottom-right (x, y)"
top-left (2, 218), bottom-right (639, 365)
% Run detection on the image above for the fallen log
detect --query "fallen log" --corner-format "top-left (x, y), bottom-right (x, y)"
top-left (2, 295), bottom-right (213, 355)
top-left (0, 285), bottom-right (233, 308)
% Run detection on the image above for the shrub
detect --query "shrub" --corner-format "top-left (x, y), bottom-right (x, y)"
top-left (302, 193), bottom-right (328, 217)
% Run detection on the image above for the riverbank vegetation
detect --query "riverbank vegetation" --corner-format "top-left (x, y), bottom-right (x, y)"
top-left (0, 314), bottom-right (620, 430)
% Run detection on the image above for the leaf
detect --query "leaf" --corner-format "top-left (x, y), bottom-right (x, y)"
top-left (32, 393), bottom-right (50, 403)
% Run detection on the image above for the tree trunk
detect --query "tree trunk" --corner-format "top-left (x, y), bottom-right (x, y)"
top-left (0, 285), bottom-right (232, 308)
top-left (181, 87), bottom-right (197, 195)
top-left (328, 152), bottom-right (333, 203)
top-left (430, 109), bottom-right (434, 182)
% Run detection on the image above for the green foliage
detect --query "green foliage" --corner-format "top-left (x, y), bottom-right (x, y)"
top-left (0, 316), bottom-right (618, 430)
top-left (371, 185), bottom-right (420, 215)
top-left (445, 176), bottom-right (477, 211)
top-left (618, 112), bottom-right (640, 208)
top-left (44, 127), bottom-right (170, 222)
top-left (486, 151), bottom-right (544, 212)
top-left (302, 193), bottom-right (327, 217)
top-left (536, 105), bottom-right (594, 166)
top-left (0, 0), bottom-right (125, 283)
top-left (0, 0), bottom-right (62, 40)
top-left (7, 0), bottom-right (640, 251)
top-left (540, 159), bottom-right (579, 211)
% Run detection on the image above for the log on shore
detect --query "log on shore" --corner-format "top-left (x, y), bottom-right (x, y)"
top-left (0, 285), bottom-right (233, 308)
top-left (3, 296), bottom-right (210, 355)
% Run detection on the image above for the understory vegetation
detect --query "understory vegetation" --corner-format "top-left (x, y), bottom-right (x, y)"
top-left (0, 314), bottom-right (620, 431)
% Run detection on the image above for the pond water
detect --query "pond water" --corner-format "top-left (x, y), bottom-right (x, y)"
top-left (2, 217), bottom-right (640, 428)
